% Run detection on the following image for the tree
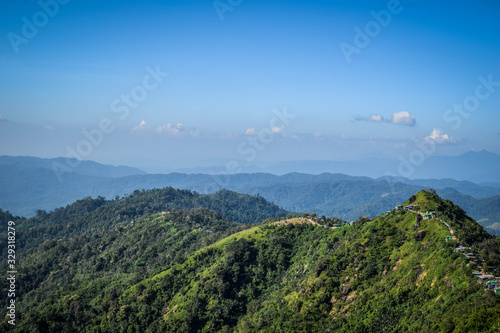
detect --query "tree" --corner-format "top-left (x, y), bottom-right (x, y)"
top-left (409, 195), bottom-right (416, 204)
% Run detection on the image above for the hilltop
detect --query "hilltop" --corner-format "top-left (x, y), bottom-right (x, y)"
top-left (1, 190), bottom-right (499, 332)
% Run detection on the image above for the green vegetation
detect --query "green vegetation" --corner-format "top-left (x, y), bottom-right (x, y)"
top-left (0, 207), bottom-right (248, 331)
top-left (1, 190), bottom-right (499, 332)
top-left (0, 187), bottom-right (288, 257)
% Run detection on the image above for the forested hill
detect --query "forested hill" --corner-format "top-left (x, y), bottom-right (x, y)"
top-left (0, 188), bottom-right (288, 257)
top-left (1, 190), bottom-right (499, 332)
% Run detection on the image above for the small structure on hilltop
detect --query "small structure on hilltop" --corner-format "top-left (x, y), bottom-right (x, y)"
top-left (478, 274), bottom-right (495, 282)
top-left (396, 205), bottom-right (421, 212)
top-left (421, 211), bottom-right (436, 220)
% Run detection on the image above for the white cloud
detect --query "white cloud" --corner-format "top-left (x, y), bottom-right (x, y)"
top-left (43, 125), bottom-right (54, 130)
top-left (132, 120), bottom-right (150, 132)
top-left (271, 126), bottom-right (281, 133)
top-left (156, 123), bottom-right (181, 136)
top-left (355, 111), bottom-right (416, 126)
top-left (391, 111), bottom-right (416, 126)
top-left (425, 128), bottom-right (456, 144)
top-left (368, 114), bottom-right (383, 122)
top-left (155, 122), bottom-right (200, 138)
top-left (245, 128), bottom-right (257, 136)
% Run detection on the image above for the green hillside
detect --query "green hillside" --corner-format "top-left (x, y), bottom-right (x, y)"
top-left (1, 190), bottom-right (500, 332)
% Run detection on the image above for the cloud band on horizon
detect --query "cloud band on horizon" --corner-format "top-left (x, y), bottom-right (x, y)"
top-left (354, 111), bottom-right (416, 126)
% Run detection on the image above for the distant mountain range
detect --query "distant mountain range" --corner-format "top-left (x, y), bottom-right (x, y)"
top-left (177, 150), bottom-right (500, 184)
top-left (1, 155), bottom-right (499, 234)
top-left (0, 155), bottom-right (146, 178)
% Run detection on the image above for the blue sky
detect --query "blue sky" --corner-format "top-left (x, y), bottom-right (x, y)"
top-left (0, 0), bottom-right (499, 171)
